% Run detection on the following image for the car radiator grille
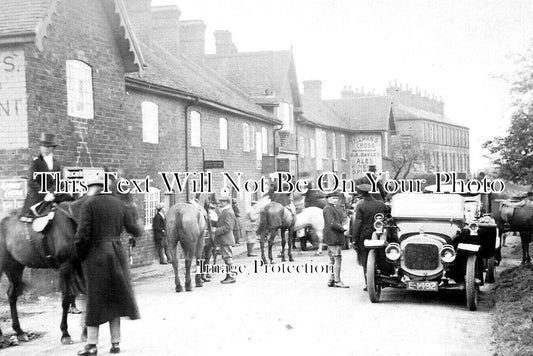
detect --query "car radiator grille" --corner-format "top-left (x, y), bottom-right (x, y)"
top-left (404, 244), bottom-right (440, 270)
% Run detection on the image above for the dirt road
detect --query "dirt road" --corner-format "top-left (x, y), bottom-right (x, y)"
top-left (0, 248), bottom-right (494, 355)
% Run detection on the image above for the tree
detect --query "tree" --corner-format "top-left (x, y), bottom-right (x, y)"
top-left (389, 134), bottom-right (423, 180)
top-left (483, 41), bottom-right (533, 185)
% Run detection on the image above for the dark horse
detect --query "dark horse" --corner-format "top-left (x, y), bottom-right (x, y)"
top-left (491, 198), bottom-right (533, 264)
top-left (167, 202), bottom-right (207, 292)
top-left (257, 201), bottom-right (295, 264)
top-left (0, 198), bottom-right (86, 344)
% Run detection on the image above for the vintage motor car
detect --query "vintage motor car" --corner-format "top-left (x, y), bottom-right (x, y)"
top-left (364, 192), bottom-right (496, 311)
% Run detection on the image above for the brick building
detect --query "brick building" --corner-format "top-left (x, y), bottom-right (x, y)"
top-left (0, 0), bottom-right (280, 275)
top-left (299, 80), bottom-right (353, 183)
top-left (324, 90), bottom-right (397, 177)
top-left (385, 83), bottom-right (470, 174)
top-left (205, 32), bottom-right (302, 177)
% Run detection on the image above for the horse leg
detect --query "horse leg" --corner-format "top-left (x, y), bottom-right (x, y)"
top-left (316, 232), bottom-right (324, 256)
top-left (521, 231), bottom-right (531, 264)
top-left (268, 231), bottom-right (276, 264)
top-left (184, 259), bottom-right (192, 291)
top-left (171, 243), bottom-right (183, 293)
top-left (280, 228), bottom-right (286, 262)
top-left (288, 229), bottom-right (294, 262)
top-left (260, 232), bottom-right (268, 264)
top-left (5, 258), bottom-right (27, 341)
top-left (59, 264), bottom-right (74, 344)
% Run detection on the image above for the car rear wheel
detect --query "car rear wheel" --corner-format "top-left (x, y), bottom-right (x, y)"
top-left (485, 256), bottom-right (496, 284)
top-left (466, 254), bottom-right (478, 311)
top-left (367, 249), bottom-right (381, 303)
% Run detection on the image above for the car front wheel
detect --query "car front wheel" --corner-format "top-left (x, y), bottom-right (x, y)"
top-left (465, 254), bottom-right (478, 311)
top-left (367, 249), bottom-right (381, 303)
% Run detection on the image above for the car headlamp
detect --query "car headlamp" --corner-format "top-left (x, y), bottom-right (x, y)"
top-left (385, 243), bottom-right (401, 261)
top-left (373, 220), bottom-right (384, 231)
top-left (440, 245), bottom-right (456, 264)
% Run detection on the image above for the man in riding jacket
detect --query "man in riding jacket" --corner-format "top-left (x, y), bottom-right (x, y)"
top-left (323, 190), bottom-right (349, 288)
top-left (152, 203), bottom-right (172, 264)
top-left (20, 133), bottom-right (70, 222)
top-left (351, 183), bottom-right (388, 290)
top-left (215, 195), bottom-right (237, 284)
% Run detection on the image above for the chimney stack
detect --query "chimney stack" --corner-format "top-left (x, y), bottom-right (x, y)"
top-left (151, 6), bottom-right (181, 58)
top-left (124, 0), bottom-right (153, 44)
top-left (303, 80), bottom-right (323, 100)
top-left (178, 20), bottom-right (206, 63)
top-left (214, 30), bottom-right (238, 55)
top-left (340, 86), bottom-right (356, 99)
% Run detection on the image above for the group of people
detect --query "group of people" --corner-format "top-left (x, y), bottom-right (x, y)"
top-left (19, 133), bottom-right (389, 354)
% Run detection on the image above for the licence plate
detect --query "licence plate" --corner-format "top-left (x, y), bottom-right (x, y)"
top-left (406, 281), bottom-right (438, 291)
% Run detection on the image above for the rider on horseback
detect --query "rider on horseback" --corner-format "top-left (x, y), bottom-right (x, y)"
top-left (20, 133), bottom-right (72, 223)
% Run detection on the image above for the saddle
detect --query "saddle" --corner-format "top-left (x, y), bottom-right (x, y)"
top-left (27, 201), bottom-right (56, 232)
top-left (500, 200), bottom-right (526, 223)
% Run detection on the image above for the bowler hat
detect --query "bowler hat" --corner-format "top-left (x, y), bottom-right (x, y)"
top-left (86, 173), bottom-right (105, 187)
top-left (39, 133), bottom-right (58, 147)
top-left (326, 190), bottom-right (341, 198)
top-left (219, 195), bottom-right (231, 202)
top-left (368, 165), bottom-right (377, 172)
top-left (357, 184), bottom-right (372, 192)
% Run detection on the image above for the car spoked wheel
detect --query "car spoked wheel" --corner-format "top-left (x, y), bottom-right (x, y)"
top-left (465, 254), bottom-right (478, 311)
top-left (367, 250), bottom-right (381, 303)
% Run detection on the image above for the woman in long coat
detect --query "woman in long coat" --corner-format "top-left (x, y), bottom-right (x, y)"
top-left (75, 176), bottom-right (142, 355)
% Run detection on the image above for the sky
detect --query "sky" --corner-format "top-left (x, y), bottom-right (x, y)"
top-left (152, 0), bottom-right (533, 173)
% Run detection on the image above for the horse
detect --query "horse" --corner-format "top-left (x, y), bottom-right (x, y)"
top-left (166, 202), bottom-right (207, 292)
top-left (491, 198), bottom-right (533, 264)
top-left (0, 198), bottom-right (86, 345)
top-left (293, 207), bottom-right (324, 254)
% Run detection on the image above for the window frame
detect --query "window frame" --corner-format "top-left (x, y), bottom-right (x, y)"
top-left (219, 117), bottom-right (228, 150)
top-left (142, 101), bottom-right (159, 144)
top-left (66, 60), bottom-right (94, 119)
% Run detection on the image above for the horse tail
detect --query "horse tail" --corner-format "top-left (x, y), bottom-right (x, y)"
top-left (0, 215), bottom-right (8, 278)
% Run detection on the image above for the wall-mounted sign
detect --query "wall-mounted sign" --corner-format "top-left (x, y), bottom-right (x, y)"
top-left (203, 160), bottom-right (224, 170)
top-left (0, 178), bottom-right (26, 213)
top-left (0, 50), bottom-right (28, 149)
top-left (350, 134), bottom-right (382, 178)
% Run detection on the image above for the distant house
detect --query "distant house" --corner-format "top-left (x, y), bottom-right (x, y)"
top-left (205, 31), bottom-right (302, 177)
top-left (324, 90), bottom-right (397, 177)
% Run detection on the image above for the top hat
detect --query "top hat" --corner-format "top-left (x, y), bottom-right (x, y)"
top-left (356, 184), bottom-right (372, 193)
top-left (39, 133), bottom-right (58, 147)
top-left (219, 195), bottom-right (231, 202)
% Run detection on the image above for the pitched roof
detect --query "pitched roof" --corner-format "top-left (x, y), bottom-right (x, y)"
top-left (0, 0), bottom-right (145, 73)
top-left (324, 96), bottom-right (395, 132)
top-left (394, 103), bottom-right (467, 128)
top-left (0, 0), bottom-right (58, 50)
top-left (300, 94), bottom-right (353, 132)
top-left (205, 50), bottom-right (302, 108)
top-left (126, 43), bottom-right (278, 123)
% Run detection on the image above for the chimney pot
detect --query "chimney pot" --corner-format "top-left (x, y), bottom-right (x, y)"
top-left (303, 80), bottom-right (323, 100)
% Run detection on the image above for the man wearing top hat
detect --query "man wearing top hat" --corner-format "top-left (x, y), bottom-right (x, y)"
top-left (323, 190), bottom-right (349, 288)
top-left (351, 183), bottom-right (388, 290)
top-left (20, 133), bottom-right (69, 222)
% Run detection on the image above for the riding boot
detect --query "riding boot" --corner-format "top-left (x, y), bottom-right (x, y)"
top-left (247, 243), bottom-right (257, 257)
top-left (333, 256), bottom-right (349, 288)
top-left (221, 258), bottom-right (236, 284)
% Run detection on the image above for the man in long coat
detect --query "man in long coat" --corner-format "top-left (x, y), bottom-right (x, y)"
top-left (75, 174), bottom-right (142, 355)
top-left (351, 184), bottom-right (388, 290)
top-left (215, 195), bottom-right (237, 284)
top-left (152, 203), bottom-right (172, 264)
top-left (323, 190), bottom-right (349, 288)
